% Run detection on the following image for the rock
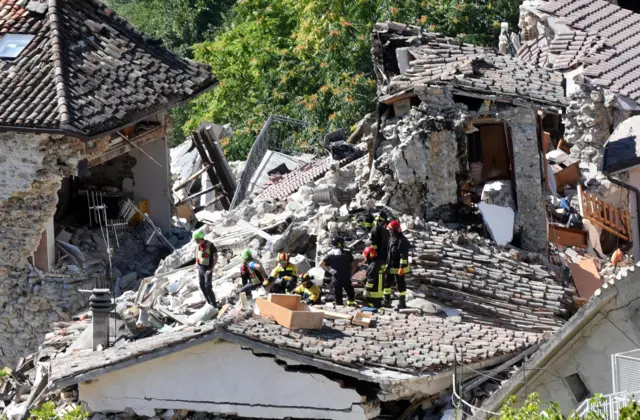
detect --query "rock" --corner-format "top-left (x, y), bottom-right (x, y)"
top-left (187, 304), bottom-right (219, 325)
top-left (119, 272), bottom-right (138, 290)
top-left (478, 202), bottom-right (515, 246)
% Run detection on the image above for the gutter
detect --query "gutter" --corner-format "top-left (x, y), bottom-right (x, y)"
top-left (480, 290), bottom-right (618, 416)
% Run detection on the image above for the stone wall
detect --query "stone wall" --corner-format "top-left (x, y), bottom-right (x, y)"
top-left (503, 106), bottom-right (548, 252)
top-left (367, 87), bottom-right (465, 220)
top-left (0, 132), bottom-right (86, 366)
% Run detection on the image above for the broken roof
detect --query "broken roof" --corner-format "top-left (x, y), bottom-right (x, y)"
top-left (0, 0), bottom-right (216, 138)
top-left (602, 115), bottom-right (640, 174)
top-left (519, 0), bottom-right (640, 104)
top-left (372, 22), bottom-right (567, 109)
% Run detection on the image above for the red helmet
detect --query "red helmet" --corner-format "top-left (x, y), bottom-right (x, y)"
top-left (277, 253), bottom-right (290, 262)
top-left (363, 247), bottom-right (378, 260)
top-left (387, 220), bottom-right (402, 232)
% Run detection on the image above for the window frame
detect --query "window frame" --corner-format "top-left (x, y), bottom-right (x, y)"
top-left (0, 33), bottom-right (36, 59)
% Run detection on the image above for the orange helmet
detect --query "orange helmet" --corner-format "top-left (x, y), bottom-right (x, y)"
top-left (387, 220), bottom-right (402, 232)
top-left (277, 253), bottom-right (290, 263)
top-left (363, 247), bottom-right (378, 260)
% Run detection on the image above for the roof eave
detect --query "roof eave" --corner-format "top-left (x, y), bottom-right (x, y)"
top-left (0, 79), bottom-right (218, 142)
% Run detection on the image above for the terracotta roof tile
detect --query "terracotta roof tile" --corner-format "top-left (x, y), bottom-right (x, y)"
top-left (532, 0), bottom-right (640, 104)
top-left (0, 0), bottom-right (216, 137)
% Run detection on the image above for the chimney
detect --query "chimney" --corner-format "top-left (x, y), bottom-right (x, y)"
top-left (90, 288), bottom-right (112, 351)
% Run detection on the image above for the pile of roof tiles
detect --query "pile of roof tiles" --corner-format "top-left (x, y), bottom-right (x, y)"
top-left (405, 224), bottom-right (574, 333)
top-left (227, 305), bottom-right (542, 372)
top-left (387, 35), bottom-right (567, 108)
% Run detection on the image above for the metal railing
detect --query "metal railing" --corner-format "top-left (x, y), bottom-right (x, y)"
top-left (576, 391), bottom-right (640, 419)
top-left (230, 115), bottom-right (306, 208)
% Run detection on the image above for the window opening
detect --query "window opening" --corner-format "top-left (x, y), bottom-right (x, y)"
top-left (0, 34), bottom-right (35, 59)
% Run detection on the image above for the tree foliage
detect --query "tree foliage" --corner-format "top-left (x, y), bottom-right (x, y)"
top-left (185, 0), bottom-right (522, 159)
top-left (104, 0), bottom-right (235, 57)
top-left (105, 0), bottom-right (523, 159)
top-left (497, 393), bottom-right (640, 420)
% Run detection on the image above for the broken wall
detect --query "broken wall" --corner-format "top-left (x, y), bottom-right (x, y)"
top-left (503, 106), bottom-right (548, 252)
top-left (367, 87), bottom-right (464, 220)
top-left (130, 136), bottom-right (172, 232)
top-left (0, 132), bottom-right (88, 366)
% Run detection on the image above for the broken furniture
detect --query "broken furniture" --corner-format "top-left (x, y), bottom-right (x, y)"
top-left (547, 150), bottom-right (580, 192)
top-left (548, 223), bottom-right (588, 248)
top-left (256, 294), bottom-right (323, 329)
top-left (580, 188), bottom-right (632, 241)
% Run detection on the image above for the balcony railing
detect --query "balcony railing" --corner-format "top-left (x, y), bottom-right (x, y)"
top-left (576, 391), bottom-right (640, 419)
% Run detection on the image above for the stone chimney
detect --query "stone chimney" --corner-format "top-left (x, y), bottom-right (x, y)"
top-left (90, 288), bottom-right (112, 351)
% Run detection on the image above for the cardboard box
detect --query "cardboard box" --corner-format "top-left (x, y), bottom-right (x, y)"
top-left (256, 294), bottom-right (324, 329)
top-left (352, 310), bottom-right (373, 328)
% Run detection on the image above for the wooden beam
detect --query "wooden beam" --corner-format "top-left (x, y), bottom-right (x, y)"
top-left (172, 165), bottom-right (211, 192)
top-left (88, 126), bottom-right (164, 167)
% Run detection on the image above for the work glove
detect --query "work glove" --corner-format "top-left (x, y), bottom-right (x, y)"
top-left (329, 268), bottom-right (337, 275)
top-left (283, 276), bottom-right (292, 281)
top-left (263, 279), bottom-right (270, 287)
top-left (397, 267), bottom-right (405, 276)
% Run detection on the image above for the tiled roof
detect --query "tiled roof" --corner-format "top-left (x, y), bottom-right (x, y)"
top-left (527, 0), bottom-right (640, 103)
top-left (228, 308), bottom-right (543, 373)
top-left (517, 35), bottom-right (551, 68)
top-left (0, 0), bottom-right (216, 137)
top-left (256, 146), bottom-right (366, 200)
top-left (387, 35), bottom-right (567, 108)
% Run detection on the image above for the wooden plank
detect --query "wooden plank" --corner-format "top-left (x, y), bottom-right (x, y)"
top-left (548, 224), bottom-right (588, 248)
top-left (570, 258), bottom-right (602, 300)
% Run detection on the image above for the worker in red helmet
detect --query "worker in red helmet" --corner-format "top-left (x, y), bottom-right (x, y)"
top-left (385, 220), bottom-right (411, 309)
top-left (363, 246), bottom-right (384, 309)
top-left (264, 252), bottom-right (298, 293)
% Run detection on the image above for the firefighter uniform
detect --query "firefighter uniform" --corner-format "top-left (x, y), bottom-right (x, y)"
top-left (385, 224), bottom-right (411, 308)
top-left (365, 259), bottom-right (384, 309)
top-left (293, 282), bottom-right (321, 304)
top-left (266, 263), bottom-right (298, 293)
top-left (370, 219), bottom-right (390, 265)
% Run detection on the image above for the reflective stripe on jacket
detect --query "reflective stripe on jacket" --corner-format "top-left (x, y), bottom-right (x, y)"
top-left (196, 242), bottom-right (214, 267)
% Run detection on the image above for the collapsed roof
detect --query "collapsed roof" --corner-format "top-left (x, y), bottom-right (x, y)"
top-left (372, 22), bottom-right (567, 109)
top-left (518, 0), bottom-right (640, 104)
top-left (0, 0), bottom-right (217, 138)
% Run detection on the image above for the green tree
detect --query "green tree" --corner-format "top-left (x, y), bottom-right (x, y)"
top-left (104, 0), bottom-right (235, 57)
top-left (185, 0), bottom-right (523, 160)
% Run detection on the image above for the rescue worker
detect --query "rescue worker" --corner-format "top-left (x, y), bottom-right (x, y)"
top-left (264, 252), bottom-right (298, 293)
top-left (370, 212), bottom-right (390, 267)
top-left (239, 249), bottom-right (268, 298)
top-left (355, 212), bottom-right (375, 233)
top-left (363, 246), bottom-right (384, 309)
top-left (193, 231), bottom-right (218, 306)
top-left (292, 273), bottom-right (321, 305)
top-left (320, 236), bottom-right (357, 306)
top-left (385, 220), bottom-right (411, 309)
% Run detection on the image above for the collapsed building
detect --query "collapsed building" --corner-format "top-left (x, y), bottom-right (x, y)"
top-left (0, 0), bottom-right (216, 367)
top-left (2, 0), bottom-right (640, 419)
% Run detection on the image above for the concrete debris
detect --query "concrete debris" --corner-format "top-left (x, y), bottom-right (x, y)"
top-left (478, 202), bottom-right (515, 246)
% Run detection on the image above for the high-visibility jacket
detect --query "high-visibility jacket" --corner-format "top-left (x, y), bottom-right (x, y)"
top-left (365, 260), bottom-right (384, 298)
top-left (293, 283), bottom-right (321, 303)
top-left (196, 241), bottom-right (216, 268)
top-left (241, 259), bottom-right (266, 285)
top-left (370, 223), bottom-right (390, 263)
top-left (387, 233), bottom-right (410, 274)
top-left (268, 263), bottom-right (298, 283)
